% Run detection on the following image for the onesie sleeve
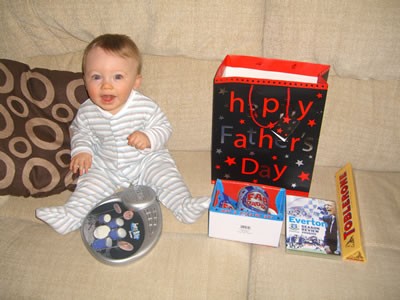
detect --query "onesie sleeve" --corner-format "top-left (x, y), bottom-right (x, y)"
top-left (141, 103), bottom-right (172, 152)
top-left (70, 109), bottom-right (94, 157)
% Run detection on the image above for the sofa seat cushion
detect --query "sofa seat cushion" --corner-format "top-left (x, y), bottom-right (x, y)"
top-left (248, 166), bottom-right (400, 299)
top-left (0, 216), bottom-right (251, 300)
top-left (1, 152), bottom-right (399, 298)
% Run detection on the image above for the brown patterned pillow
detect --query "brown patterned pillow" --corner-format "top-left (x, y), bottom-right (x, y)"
top-left (0, 59), bottom-right (88, 197)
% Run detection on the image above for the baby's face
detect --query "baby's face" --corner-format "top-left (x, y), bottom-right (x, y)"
top-left (84, 46), bottom-right (142, 115)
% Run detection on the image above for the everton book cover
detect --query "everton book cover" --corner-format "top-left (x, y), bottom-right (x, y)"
top-left (286, 195), bottom-right (341, 257)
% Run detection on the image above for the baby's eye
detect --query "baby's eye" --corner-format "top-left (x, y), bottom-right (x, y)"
top-left (92, 74), bottom-right (101, 80)
top-left (114, 74), bottom-right (123, 80)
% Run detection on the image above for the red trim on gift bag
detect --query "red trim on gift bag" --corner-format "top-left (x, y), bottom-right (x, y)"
top-left (215, 77), bottom-right (327, 90)
top-left (214, 55), bottom-right (329, 90)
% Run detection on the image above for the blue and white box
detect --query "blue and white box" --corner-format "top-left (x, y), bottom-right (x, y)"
top-left (208, 179), bottom-right (286, 247)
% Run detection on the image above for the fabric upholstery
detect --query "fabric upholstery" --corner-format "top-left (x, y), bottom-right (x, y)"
top-left (0, 1), bottom-right (399, 299)
top-left (0, 59), bottom-right (87, 196)
top-left (263, 0), bottom-right (400, 80)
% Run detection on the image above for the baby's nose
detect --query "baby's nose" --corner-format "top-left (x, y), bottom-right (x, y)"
top-left (101, 81), bottom-right (113, 90)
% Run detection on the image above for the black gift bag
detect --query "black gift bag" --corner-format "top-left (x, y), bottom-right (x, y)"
top-left (211, 55), bottom-right (330, 196)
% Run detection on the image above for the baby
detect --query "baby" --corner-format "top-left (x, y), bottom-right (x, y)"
top-left (36, 34), bottom-right (210, 234)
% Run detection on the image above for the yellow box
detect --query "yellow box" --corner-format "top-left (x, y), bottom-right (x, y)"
top-left (335, 163), bottom-right (367, 262)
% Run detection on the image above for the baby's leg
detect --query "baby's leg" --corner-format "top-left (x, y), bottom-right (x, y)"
top-left (36, 168), bottom-right (117, 234)
top-left (139, 154), bottom-right (210, 223)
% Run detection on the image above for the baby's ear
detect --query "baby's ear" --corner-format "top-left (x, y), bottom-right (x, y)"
top-left (133, 74), bottom-right (142, 90)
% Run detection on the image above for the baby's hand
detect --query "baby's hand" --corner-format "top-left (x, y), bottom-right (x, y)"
top-left (127, 131), bottom-right (151, 150)
top-left (70, 152), bottom-right (92, 175)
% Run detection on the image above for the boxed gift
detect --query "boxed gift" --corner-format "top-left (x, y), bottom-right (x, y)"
top-left (208, 179), bottom-right (285, 247)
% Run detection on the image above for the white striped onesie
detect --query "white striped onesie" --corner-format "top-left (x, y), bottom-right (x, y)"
top-left (36, 90), bottom-right (210, 234)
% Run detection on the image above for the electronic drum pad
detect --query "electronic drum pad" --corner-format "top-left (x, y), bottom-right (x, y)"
top-left (81, 186), bottom-right (162, 265)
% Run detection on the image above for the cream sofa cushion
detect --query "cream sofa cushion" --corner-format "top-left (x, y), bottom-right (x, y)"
top-left (318, 77), bottom-right (400, 171)
top-left (1, 0), bottom-right (264, 61)
top-left (249, 167), bottom-right (400, 299)
top-left (263, 0), bottom-right (400, 80)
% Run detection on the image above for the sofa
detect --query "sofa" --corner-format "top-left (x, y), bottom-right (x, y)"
top-left (1, 1), bottom-right (399, 299)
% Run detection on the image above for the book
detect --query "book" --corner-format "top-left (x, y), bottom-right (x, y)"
top-left (285, 195), bottom-right (341, 257)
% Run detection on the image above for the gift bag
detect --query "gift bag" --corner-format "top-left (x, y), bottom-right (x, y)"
top-left (211, 55), bottom-right (330, 196)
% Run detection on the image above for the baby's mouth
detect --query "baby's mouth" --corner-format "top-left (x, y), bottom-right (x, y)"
top-left (101, 95), bottom-right (115, 104)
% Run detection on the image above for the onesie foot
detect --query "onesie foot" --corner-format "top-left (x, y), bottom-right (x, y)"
top-left (175, 196), bottom-right (211, 223)
top-left (36, 206), bottom-right (82, 235)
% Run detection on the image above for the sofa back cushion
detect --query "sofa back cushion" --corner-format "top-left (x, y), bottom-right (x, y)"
top-left (0, 0), bottom-right (264, 62)
top-left (262, 0), bottom-right (400, 80)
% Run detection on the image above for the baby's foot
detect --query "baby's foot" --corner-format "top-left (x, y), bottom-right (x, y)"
top-left (175, 197), bottom-right (211, 223)
top-left (36, 206), bottom-right (82, 235)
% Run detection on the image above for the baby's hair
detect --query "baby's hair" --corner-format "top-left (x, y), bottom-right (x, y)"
top-left (82, 34), bottom-right (142, 74)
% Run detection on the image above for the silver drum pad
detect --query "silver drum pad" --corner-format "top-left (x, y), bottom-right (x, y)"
top-left (81, 186), bottom-right (162, 265)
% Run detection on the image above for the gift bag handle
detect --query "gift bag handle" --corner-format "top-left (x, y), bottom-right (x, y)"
top-left (248, 85), bottom-right (291, 129)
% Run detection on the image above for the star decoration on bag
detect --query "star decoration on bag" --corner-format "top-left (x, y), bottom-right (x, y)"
top-left (308, 119), bottom-right (316, 127)
top-left (218, 87), bottom-right (228, 95)
top-left (298, 171), bottom-right (310, 181)
top-left (224, 156), bottom-right (236, 166)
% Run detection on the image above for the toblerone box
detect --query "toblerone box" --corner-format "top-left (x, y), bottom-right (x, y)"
top-left (335, 163), bottom-right (367, 262)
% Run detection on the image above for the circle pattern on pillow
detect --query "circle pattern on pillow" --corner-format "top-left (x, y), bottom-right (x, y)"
top-left (0, 59), bottom-right (88, 197)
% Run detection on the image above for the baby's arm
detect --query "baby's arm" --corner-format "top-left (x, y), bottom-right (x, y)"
top-left (70, 112), bottom-right (94, 157)
top-left (128, 101), bottom-right (172, 151)
top-left (69, 105), bottom-right (95, 171)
